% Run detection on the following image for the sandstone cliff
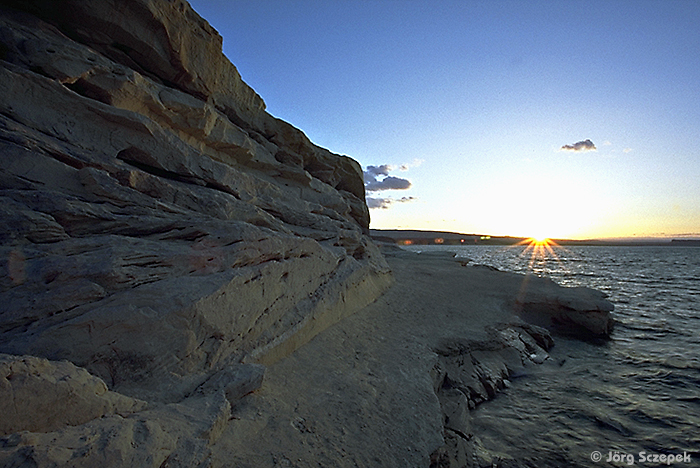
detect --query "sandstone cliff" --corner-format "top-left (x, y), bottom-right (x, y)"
top-left (0, 0), bottom-right (391, 463)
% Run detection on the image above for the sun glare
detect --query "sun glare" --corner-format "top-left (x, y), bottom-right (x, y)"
top-left (514, 236), bottom-right (562, 272)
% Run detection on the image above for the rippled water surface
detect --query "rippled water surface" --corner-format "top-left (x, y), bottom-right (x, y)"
top-left (405, 244), bottom-right (700, 467)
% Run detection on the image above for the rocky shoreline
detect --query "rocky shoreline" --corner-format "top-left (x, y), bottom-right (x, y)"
top-left (1, 248), bottom-right (614, 467)
top-left (0, 1), bottom-right (613, 466)
top-left (201, 247), bottom-right (613, 467)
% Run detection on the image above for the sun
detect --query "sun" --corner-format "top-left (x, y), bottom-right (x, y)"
top-left (512, 236), bottom-right (563, 272)
top-left (521, 236), bottom-right (557, 252)
top-left (525, 232), bottom-right (553, 248)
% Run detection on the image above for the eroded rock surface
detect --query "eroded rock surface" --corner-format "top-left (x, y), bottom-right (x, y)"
top-left (430, 321), bottom-right (554, 467)
top-left (0, 0), bottom-right (390, 397)
top-left (0, 1), bottom-right (390, 465)
top-left (0, 388), bottom-right (233, 468)
top-left (0, 353), bottom-right (147, 436)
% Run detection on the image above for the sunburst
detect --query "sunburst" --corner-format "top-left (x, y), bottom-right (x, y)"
top-left (516, 237), bottom-right (562, 271)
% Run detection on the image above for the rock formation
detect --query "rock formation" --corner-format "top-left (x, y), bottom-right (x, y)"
top-left (0, 353), bottom-right (147, 435)
top-left (196, 249), bottom-right (609, 468)
top-left (429, 320), bottom-right (554, 467)
top-left (0, 0), bottom-right (390, 465)
top-left (512, 274), bottom-right (614, 336)
top-left (0, 0), bottom-right (390, 392)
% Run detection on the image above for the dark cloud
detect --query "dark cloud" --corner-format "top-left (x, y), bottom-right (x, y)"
top-left (364, 164), bottom-right (393, 177)
top-left (363, 164), bottom-right (412, 192)
top-left (561, 139), bottom-right (596, 152)
top-left (367, 196), bottom-right (416, 209)
top-left (366, 197), bottom-right (392, 209)
top-left (364, 163), bottom-right (415, 208)
top-left (365, 175), bottom-right (412, 192)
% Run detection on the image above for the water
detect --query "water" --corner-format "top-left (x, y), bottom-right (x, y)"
top-left (404, 244), bottom-right (700, 467)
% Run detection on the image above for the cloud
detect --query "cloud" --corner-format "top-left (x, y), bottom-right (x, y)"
top-left (561, 139), bottom-right (596, 152)
top-left (364, 164), bottom-right (393, 177)
top-left (623, 147), bottom-right (633, 153)
top-left (399, 158), bottom-right (424, 171)
top-left (364, 162), bottom-right (417, 209)
top-left (367, 196), bottom-right (416, 209)
top-left (363, 164), bottom-right (413, 192)
top-left (365, 175), bottom-right (412, 192)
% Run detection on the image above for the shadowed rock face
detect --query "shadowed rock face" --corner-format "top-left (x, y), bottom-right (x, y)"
top-left (0, 0), bottom-right (391, 402)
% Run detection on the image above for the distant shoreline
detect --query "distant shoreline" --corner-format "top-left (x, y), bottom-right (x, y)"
top-left (370, 229), bottom-right (700, 247)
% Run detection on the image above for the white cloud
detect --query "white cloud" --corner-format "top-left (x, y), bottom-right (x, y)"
top-left (399, 158), bottom-right (424, 171)
top-left (623, 147), bottom-right (633, 153)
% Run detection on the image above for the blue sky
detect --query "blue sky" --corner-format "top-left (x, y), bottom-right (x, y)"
top-left (188, 0), bottom-right (700, 239)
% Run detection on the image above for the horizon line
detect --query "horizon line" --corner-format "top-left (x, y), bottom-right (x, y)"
top-left (369, 228), bottom-right (700, 243)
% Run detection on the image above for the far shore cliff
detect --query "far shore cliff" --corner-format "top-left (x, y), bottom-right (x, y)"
top-left (0, 1), bottom-right (613, 466)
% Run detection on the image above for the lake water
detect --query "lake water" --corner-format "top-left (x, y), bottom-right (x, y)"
top-left (404, 244), bottom-right (700, 467)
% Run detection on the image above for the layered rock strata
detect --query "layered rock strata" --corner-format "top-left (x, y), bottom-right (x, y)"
top-left (0, 0), bottom-right (390, 463)
top-left (0, 247), bottom-right (613, 467)
top-left (0, 0), bottom-right (391, 399)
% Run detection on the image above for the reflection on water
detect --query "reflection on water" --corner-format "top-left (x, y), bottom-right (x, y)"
top-left (405, 245), bottom-right (700, 467)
